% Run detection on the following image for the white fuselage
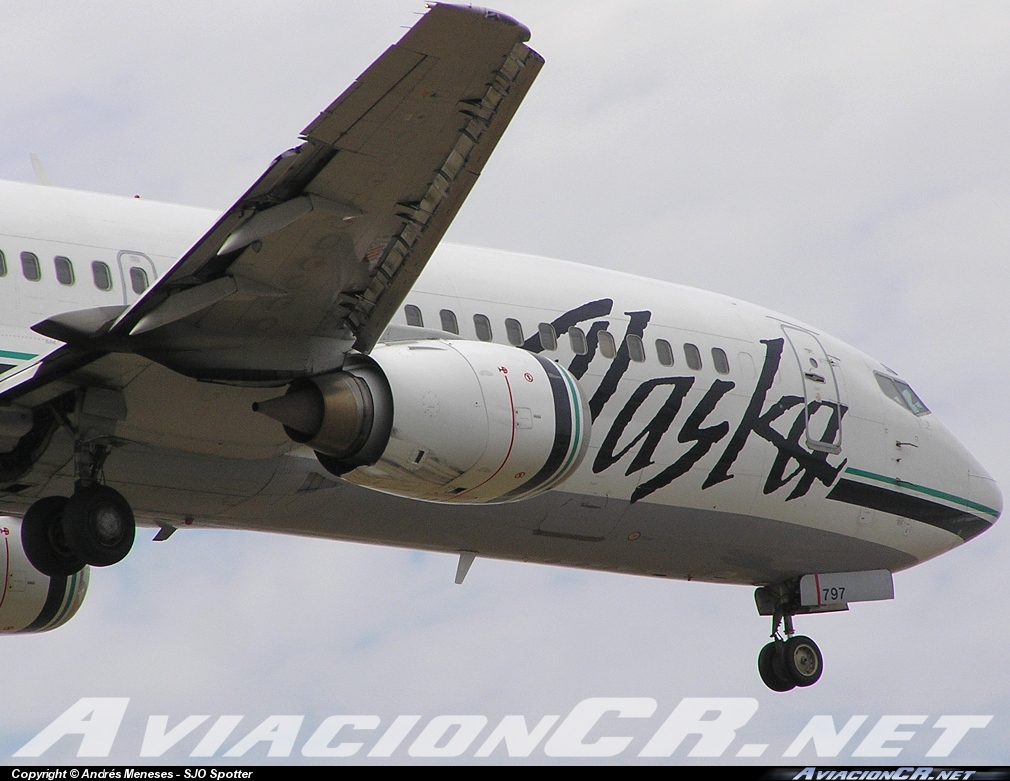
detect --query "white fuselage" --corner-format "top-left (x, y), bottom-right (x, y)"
top-left (0, 179), bottom-right (1000, 586)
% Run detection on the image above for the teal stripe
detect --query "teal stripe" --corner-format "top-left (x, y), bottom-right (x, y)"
top-left (543, 368), bottom-right (582, 490)
top-left (518, 367), bottom-right (585, 499)
top-left (0, 349), bottom-right (36, 361)
top-left (844, 466), bottom-right (999, 519)
top-left (50, 571), bottom-right (79, 628)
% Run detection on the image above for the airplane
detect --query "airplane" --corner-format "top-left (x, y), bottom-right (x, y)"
top-left (0, 4), bottom-right (1000, 693)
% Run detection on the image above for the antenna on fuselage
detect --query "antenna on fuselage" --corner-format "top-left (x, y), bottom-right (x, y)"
top-left (29, 154), bottom-right (52, 186)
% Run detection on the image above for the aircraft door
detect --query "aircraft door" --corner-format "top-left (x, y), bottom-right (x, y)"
top-left (116, 251), bottom-right (158, 305)
top-left (781, 324), bottom-right (843, 455)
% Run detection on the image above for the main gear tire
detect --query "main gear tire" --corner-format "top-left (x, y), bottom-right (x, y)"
top-left (21, 496), bottom-right (85, 577)
top-left (62, 485), bottom-right (135, 567)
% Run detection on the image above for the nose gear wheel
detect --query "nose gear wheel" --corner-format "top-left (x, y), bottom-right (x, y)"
top-left (783, 635), bottom-right (823, 687)
top-left (757, 642), bottom-right (795, 692)
top-left (755, 585), bottom-right (824, 691)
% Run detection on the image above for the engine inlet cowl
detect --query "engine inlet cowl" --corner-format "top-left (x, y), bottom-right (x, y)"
top-left (345, 340), bottom-right (591, 504)
top-left (0, 517), bottom-right (90, 634)
top-left (256, 341), bottom-right (591, 503)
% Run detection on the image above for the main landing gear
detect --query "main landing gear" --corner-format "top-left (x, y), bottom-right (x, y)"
top-left (755, 585), bottom-right (824, 692)
top-left (21, 443), bottom-right (135, 577)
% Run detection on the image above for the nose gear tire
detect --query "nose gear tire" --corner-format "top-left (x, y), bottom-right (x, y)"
top-left (783, 635), bottom-right (823, 687)
top-left (758, 641), bottom-right (796, 692)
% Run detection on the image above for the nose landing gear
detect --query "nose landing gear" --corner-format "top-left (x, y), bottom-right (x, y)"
top-left (21, 443), bottom-right (135, 577)
top-left (755, 586), bottom-right (824, 692)
top-left (758, 631), bottom-right (824, 692)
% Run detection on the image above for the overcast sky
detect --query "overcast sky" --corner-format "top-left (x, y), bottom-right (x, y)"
top-left (1, 0), bottom-right (1009, 765)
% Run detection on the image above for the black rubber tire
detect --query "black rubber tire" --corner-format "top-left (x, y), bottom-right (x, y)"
top-left (758, 641), bottom-right (795, 692)
top-left (21, 496), bottom-right (85, 577)
top-left (62, 485), bottom-right (135, 567)
top-left (783, 635), bottom-right (823, 687)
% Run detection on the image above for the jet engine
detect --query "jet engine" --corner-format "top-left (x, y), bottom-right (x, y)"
top-left (0, 518), bottom-right (89, 633)
top-left (255, 340), bottom-right (591, 503)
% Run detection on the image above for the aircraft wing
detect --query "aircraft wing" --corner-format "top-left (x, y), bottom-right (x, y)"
top-left (12, 4), bottom-right (542, 400)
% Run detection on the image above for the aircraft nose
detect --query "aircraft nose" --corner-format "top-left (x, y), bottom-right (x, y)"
top-left (968, 464), bottom-right (1002, 529)
top-left (924, 421), bottom-right (1001, 543)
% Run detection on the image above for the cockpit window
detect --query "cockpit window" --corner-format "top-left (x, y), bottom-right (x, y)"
top-left (893, 379), bottom-right (929, 415)
top-left (875, 373), bottom-right (930, 416)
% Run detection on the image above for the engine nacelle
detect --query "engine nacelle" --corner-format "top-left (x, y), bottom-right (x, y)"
top-left (257, 340), bottom-right (591, 504)
top-left (0, 518), bottom-right (89, 633)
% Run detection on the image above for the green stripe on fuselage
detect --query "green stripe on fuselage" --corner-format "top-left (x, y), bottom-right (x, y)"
top-left (844, 466), bottom-right (999, 519)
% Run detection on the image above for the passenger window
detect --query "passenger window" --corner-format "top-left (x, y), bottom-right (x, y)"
top-left (538, 322), bottom-right (557, 351)
top-left (92, 261), bottom-right (113, 291)
top-left (568, 326), bottom-right (588, 355)
top-left (54, 256), bottom-right (75, 286)
top-left (505, 318), bottom-right (524, 347)
top-left (712, 347), bottom-right (730, 375)
top-left (627, 334), bottom-right (646, 363)
top-left (656, 339), bottom-right (674, 367)
top-left (130, 266), bottom-right (149, 294)
top-left (684, 343), bottom-right (702, 371)
top-left (21, 252), bottom-right (41, 281)
top-left (404, 304), bottom-right (423, 327)
top-left (0, 250), bottom-right (6, 277)
top-left (439, 309), bottom-right (459, 334)
top-left (598, 330), bottom-right (616, 359)
top-left (474, 314), bottom-right (493, 342)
